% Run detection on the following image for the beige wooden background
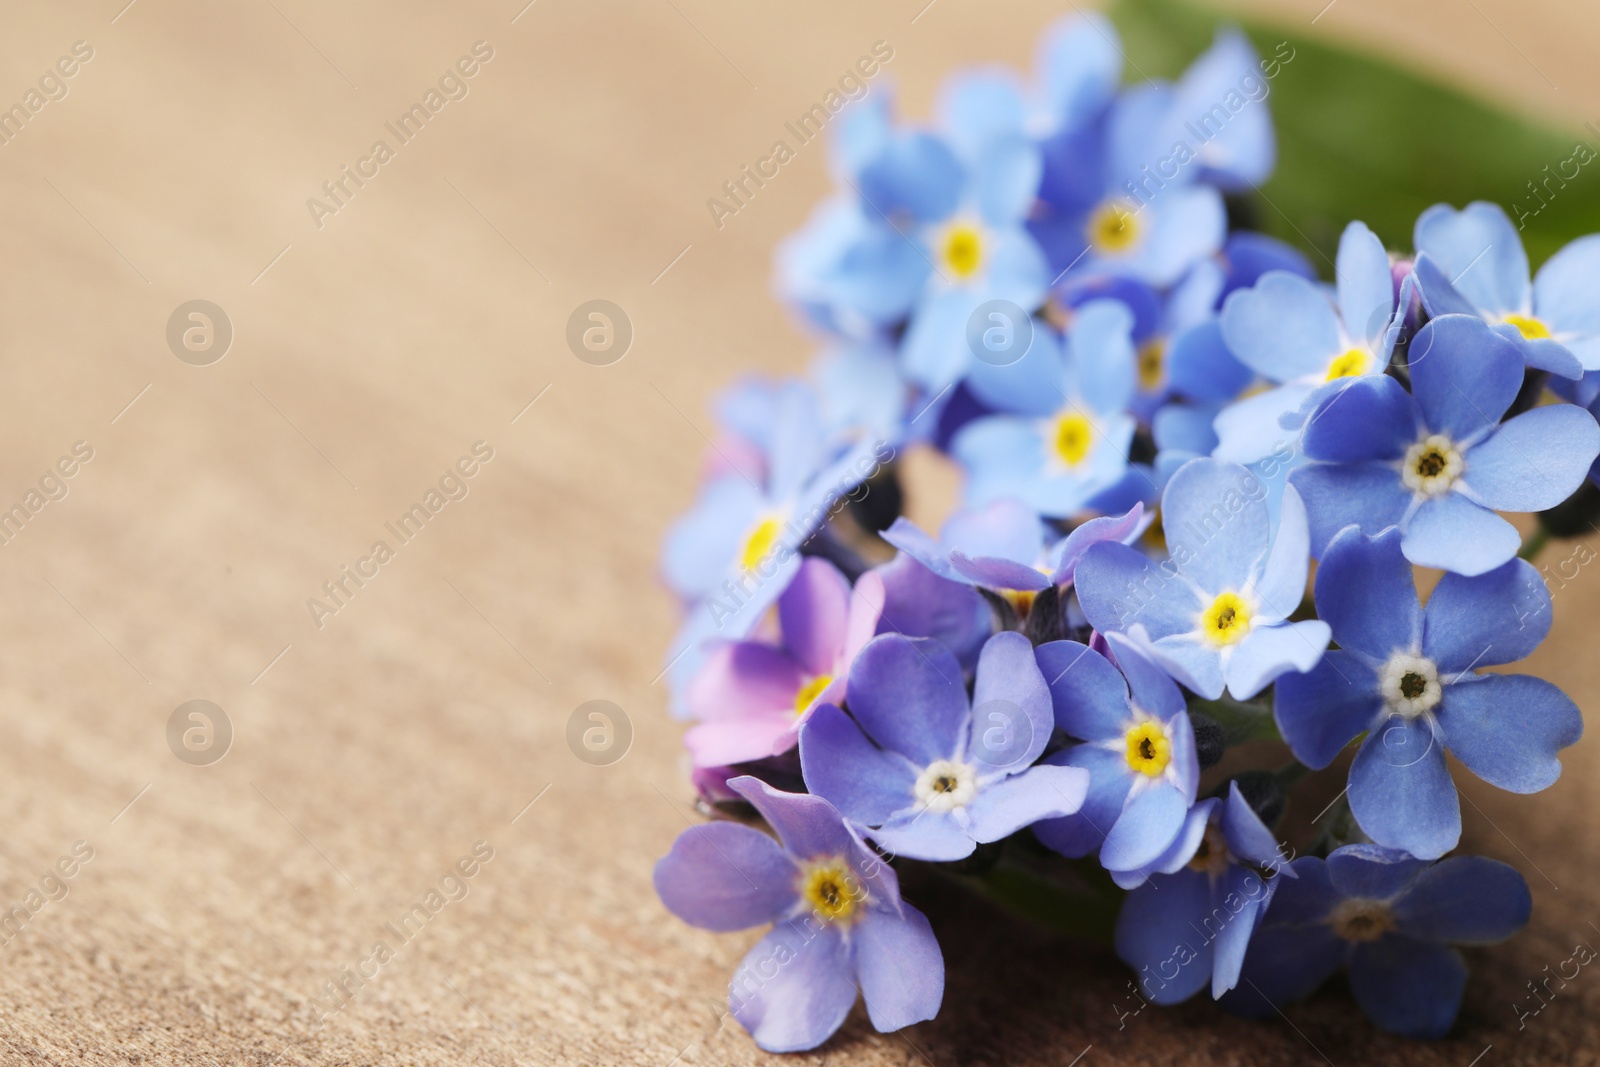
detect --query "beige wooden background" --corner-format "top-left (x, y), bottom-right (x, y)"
top-left (0, 1), bottom-right (1594, 1064)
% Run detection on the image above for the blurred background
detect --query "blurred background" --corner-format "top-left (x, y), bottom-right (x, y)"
top-left (0, 1), bottom-right (1595, 1064)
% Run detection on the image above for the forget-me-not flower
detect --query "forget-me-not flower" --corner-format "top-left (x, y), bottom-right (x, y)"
top-left (1032, 633), bottom-right (1200, 875)
top-left (1290, 313), bottom-right (1600, 576)
top-left (799, 631), bottom-right (1089, 860)
top-left (1114, 782), bottom-right (1292, 1002)
top-left (1412, 200), bottom-right (1595, 378)
top-left (1075, 457), bottom-right (1330, 699)
top-left (654, 776), bottom-right (943, 1052)
top-left (1223, 844), bottom-right (1531, 1039)
top-left (1274, 525), bottom-right (1582, 859)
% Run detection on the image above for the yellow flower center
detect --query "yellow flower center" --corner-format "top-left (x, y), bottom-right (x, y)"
top-left (1001, 588), bottom-right (1038, 619)
top-left (1503, 313), bottom-right (1552, 340)
top-left (1086, 199), bottom-right (1142, 254)
top-left (793, 674), bottom-right (833, 716)
top-left (799, 859), bottom-right (863, 923)
top-left (1051, 411), bottom-right (1095, 468)
top-left (1401, 434), bottom-right (1464, 498)
top-left (1138, 338), bottom-right (1167, 391)
top-left (1200, 591), bottom-right (1252, 647)
top-left (1330, 898), bottom-right (1393, 942)
top-left (940, 222), bottom-right (985, 279)
top-left (1125, 721), bottom-right (1170, 777)
top-left (739, 516), bottom-right (782, 572)
top-left (1325, 347), bottom-right (1371, 381)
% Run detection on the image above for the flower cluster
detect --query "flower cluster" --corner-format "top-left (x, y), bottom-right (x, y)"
top-left (654, 14), bottom-right (1596, 1051)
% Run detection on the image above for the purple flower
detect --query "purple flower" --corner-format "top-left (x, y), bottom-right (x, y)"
top-left (684, 558), bottom-right (879, 767)
top-left (1291, 313), bottom-right (1600, 576)
top-left (1224, 844), bottom-right (1531, 1038)
top-left (1114, 783), bottom-right (1292, 1003)
top-left (1274, 525), bottom-right (1582, 859)
top-left (882, 498), bottom-right (1147, 610)
top-left (1032, 635), bottom-right (1199, 875)
top-left (799, 631), bottom-right (1089, 860)
top-left (654, 776), bottom-right (943, 1052)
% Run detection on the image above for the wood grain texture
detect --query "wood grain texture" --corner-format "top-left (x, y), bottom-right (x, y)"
top-left (0, 1), bottom-right (1594, 1064)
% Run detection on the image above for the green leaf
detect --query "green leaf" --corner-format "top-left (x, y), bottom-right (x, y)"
top-left (1109, 0), bottom-right (1600, 267)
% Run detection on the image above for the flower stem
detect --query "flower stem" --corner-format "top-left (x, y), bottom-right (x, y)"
top-left (1519, 526), bottom-right (1551, 562)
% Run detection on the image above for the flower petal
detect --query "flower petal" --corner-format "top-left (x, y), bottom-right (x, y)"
top-left (799, 704), bottom-right (919, 827)
top-left (1101, 780), bottom-right (1189, 872)
top-left (1437, 673), bottom-right (1582, 794)
top-left (1347, 937), bottom-right (1467, 1040)
top-left (966, 764), bottom-right (1089, 842)
top-left (1273, 650), bottom-right (1382, 769)
top-left (854, 902), bottom-right (945, 1033)
top-left (1401, 492), bottom-right (1521, 577)
top-left (779, 558), bottom-right (854, 678)
top-left (1032, 745), bottom-right (1132, 857)
top-left (1462, 402), bottom-right (1600, 512)
top-left (1299, 373), bottom-right (1416, 463)
top-left (1407, 313), bottom-right (1523, 440)
top-left (654, 822), bottom-right (797, 932)
top-left (1391, 855), bottom-right (1531, 944)
top-left (1348, 725), bottom-right (1460, 860)
top-left (1075, 541), bottom-right (1205, 639)
top-left (1037, 639), bottom-right (1130, 740)
top-left (1290, 462), bottom-right (1411, 558)
top-left (970, 631), bottom-right (1056, 767)
top-left (1161, 457), bottom-right (1271, 594)
top-left (1421, 558), bottom-right (1550, 672)
top-left (1224, 619), bottom-right (1330, 700)
top-left (1221, 271), bottom-right (1340, 382)
top-left (1114, 868), bottom-right (1215, 1004)
top-left (847, 633), bottom-right (970, 764)
top-left (1313, 525), bottom-right (1421, 659)
top-left (1325, 843), bottom-right (1431, 899)
top-left (1337, 220), bottom-right (1398, 352)
top-left (1413, 201), bottom-right (1528, 316)
top-left (730, 922), bottom-right (858, 1053)
top-left (1248, 483), bottom-right (1312, 623)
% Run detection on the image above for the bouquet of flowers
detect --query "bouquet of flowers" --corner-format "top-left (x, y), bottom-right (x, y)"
top-left (652, 8), bottom-right (1599, 1052)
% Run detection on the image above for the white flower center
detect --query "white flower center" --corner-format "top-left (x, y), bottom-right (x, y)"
top-left (1400, 434), bottom-right (1464, 498)
top-left (913, 759), bottom-right (978, 813)
top-left (1379, 652), bottom-right (1441, 718)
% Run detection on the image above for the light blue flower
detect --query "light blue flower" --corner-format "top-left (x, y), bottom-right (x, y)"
top-left (1291, 313), bottom-right (1600, 576)
top-left (952, 299), bottom-right (1139, 516)
top-left (1213, 220), bottom-right (1404, 462)
top-left (1032, 634), bottom-right (1199, 874)
top-left (1223, 845), bottom-right (1531, 1039)
top-left (799, 631), bottom-right (1089, 861)
top-left (1412, 200), bottom-right (1593, 378)
top-left (1274, 525), bottom-right (1582, 859)
top-left (1075, 457), bottom-right (1330, 699)
top-left (1114, 782), bottom-right (1292, 1003)
top-left (662, 386), bottom-right (888, 638)
top-left (1031, 81), bottom-right (1227, 287)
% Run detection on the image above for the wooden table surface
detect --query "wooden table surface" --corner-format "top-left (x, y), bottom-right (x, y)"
top-left (0, 1), bottom-right (1595, 1063)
